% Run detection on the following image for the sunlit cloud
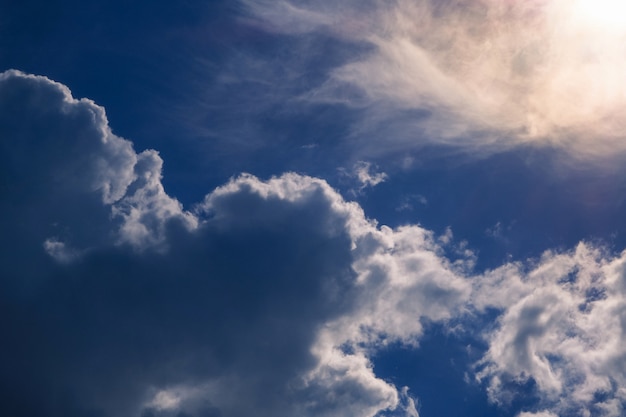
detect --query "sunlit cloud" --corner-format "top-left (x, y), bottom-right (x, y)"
top-left (245, 0), bottom-right (626, 157)
top-left (472, 243), bottom-right (626, 416)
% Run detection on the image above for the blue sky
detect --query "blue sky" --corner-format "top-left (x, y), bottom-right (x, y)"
top-left (4, 1), bottom-right (626, 416)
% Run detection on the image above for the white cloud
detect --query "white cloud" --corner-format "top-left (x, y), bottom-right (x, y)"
top-left (112, 149), bottom-right (197, 250)
top-left (7, 69), bottom-right (626, 417)
top-left (517, 412), bottom-right (559, 417)
top-left (335, 223), bottom-right (472, 348)
top-left (149, 390), bottom-right (182, 410)
top-left (339, 161), bottom-right (388, 195)
top-left (353, 161), bottom-right (388, 190)
top-left (43, 238), bottom-right (78, 263)
top-left (243, 0), bottom-right (626, 158)
top-left (473, 243), bottom-right (626, 416)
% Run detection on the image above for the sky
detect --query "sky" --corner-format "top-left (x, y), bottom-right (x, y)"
top-left (4, 0), bottom-right (626, 416)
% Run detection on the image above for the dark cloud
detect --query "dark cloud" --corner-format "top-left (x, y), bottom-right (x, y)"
top-left (7, 69), bottom-right (626, 417)
top-left (0, 71), bottom-right (430, 417)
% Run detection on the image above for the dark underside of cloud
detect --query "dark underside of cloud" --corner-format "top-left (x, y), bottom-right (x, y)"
top-left (0, 71), bottom-right (403, 417)
top-left (2, 220), bottom-right (354, 417)
top-left (3, 70), bottom-right (626, 417)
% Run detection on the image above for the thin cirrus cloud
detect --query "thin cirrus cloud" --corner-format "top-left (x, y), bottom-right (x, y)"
top-left (241, 0), bottom-right (626, 158)
top-left (4, 69), bottom-right (626, 417)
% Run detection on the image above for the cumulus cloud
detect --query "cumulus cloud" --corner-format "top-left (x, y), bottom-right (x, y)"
top-left (242, 0), bottom-right (626, 158)
top-left (6, 69), bottom-right (626, 417)
top-left (472, 243), bottom-right (626, 416)
top-left (0, 70), bottom-right (195, 257)
top-left (0, 70), bottom-right (466, 417)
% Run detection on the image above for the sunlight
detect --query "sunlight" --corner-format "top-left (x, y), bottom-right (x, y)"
top-left (572, 0), bottom-right (626, 32)
top-left (374, 0), bottom-right (626, 150)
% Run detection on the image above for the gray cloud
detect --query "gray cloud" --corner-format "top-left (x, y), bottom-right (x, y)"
top-left (1, 70), bottom-right (469, 417)
top-left (5, 69), bottom-right (626, 417)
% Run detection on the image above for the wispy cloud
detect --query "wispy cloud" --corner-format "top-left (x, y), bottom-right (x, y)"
top-left (243, 0), bottom-right (626, 158)
top-left (339, 160), bottom-right (388, 195)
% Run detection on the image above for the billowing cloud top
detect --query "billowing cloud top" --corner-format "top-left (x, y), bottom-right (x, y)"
top-left (4, 70), bottom-right (626, 417)
top-left (0, 70), bottom-right (438, 417)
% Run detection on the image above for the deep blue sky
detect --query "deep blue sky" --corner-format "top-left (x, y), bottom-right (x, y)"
top-left (3, 1), bottom-right (626, 417)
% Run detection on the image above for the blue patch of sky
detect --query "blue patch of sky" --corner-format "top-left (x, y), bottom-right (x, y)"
top-left (356, 145), bottom-right (626, 270)
top-left (372, 324), bottom-right (502, 417)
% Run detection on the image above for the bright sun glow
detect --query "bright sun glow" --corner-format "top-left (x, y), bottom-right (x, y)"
top-left (383, 0), bottom-right (626, 151)
top-left (573, 0), bottom-right (626, 31)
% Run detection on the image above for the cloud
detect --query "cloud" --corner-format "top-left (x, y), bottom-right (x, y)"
top-left (472, 243), bottom-right (626, 416)
top-left (6, 69), bottom-right (626, 417)
top-left (242, 0), bottom-right (626, 158)
top-left (0, 70), bottom-right (195, 258)
top-left (339, 161), bottom-right (388, 195)
top-left (0, 70), bottom-right (468, 417)
top-left (517, 412), bottom-right (559, 417)
top-left (353, 161), bottom-right (388, 190)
